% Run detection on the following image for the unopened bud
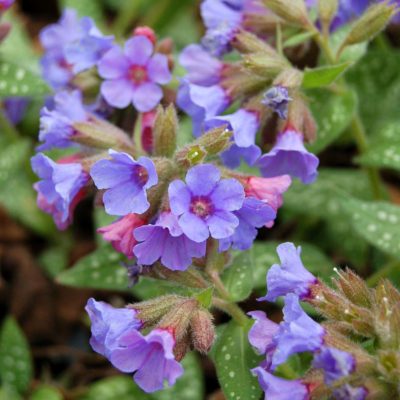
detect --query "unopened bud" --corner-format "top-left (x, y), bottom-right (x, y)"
top-left (190, 309), bottom-right (215, 353)
top-left (153, 104), bottom-right (178, 157)
top-left (273, 68), bottom-right (303, 89)
top-left (158, 299), bottom-right (198, 341)
top-left (263, 0), bottom-right (310, 26)
top-left (0, 22), bottom-right (11, 43)
top-left (197, 125), bottom-right (233, 155)
top-left (243, 52), bottom-right (288, 79)
top-left (318, 0), bottom-right (339, 27)
top-left (173, 334), bottom-right (190, 361)
top-left (133, 26), bottom-right (156, 45)
top-left (232, 29), bottom-right (278, 55)
top-left (73, 116), bottom-right (134, 152)
top-left (130, 295), bottom-right (184, 325)
top-left (175, 144), bottom-right (207, 168)
top-left (342, 2), bottom-right (396, 47)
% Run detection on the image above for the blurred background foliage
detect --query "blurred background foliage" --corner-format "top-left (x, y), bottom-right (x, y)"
top-left (0, 0), bottom-right (399, 398)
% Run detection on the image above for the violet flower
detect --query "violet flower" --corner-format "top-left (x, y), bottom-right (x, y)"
top-left (258, 126), bottom-right (319, 184)
top-left (97, 213), bottom-right (147, 258)
top-left (38, 90), bottom-right (87, 151)
top-left (90, 150), bottom-right (158, 216)
top-left (168, 164), bottom-right (244, 243)
top-left (31, 153), bottom-right (89, 230)
top-left (98, 36), bottom-right (171, 112)
top-left (39, 9), bottom-right (80, 89)
top-left (262, 86), bottom-right (292, 120)
top-left (179, 44), bottom-right (224, 86)
top-left (177, 80), bottom-right (230, 136)
top-left (109, 328), bottom-right (184, 393)
top-left (252, 367), bottom-right (309, 400)
top-left (333, 384), bottom-right (368, 400)
top-left (133, 212), bottom-right (207, 271)
top-left (219, 197), bottom-right (276, 251)
top-left (220, 143), bottom-right (262, 169)
top-left (248, 311), bottom-right (279, 355)
top-left (85, 298), bottom-right (142, 357)
top-left (64, 16), bottom-right (114, 74)
top-left (259, 242), bottom-right (317, 302)
top-left (271, 294), bottom-right (325, 369)
top-left (0, 0), bottom-right (14, 11)
top-left (3, 98), bottom-right (29, 125)
top-left (313, 346), bottom-right (355, 385)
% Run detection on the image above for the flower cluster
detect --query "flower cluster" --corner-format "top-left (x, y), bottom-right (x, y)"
top-left (29, 0), bottom-right (400, 397)
top-left (249, 242), bottom-right (400, 399)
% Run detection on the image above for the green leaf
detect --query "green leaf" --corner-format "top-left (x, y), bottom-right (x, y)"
top-left (356, 139), bottom-right (400, 171)
top-left (252, 241), bottom-right (333, 290)
top-left (0, 386), bottom-right (22, 400)
top-left (307, 89), bottom-right (356, 154)
top-left (302, 62), bottom-right (352, 88)
top-left (221, 251), bottom-right (254, 302)
top-left (283, 31), bottom-right (316, 48)
top-left (38, 246), bottom-right (69, 278)
top-left (57, 246), bottom-right (129, 291)
top-left (195, 287), bottom-right (214, 308)
top-left (0, 318), bottom-right (33, 394)
top-left (0, 141), bottom-right (55, 236)
top-left (214, 320), bottom-right (262, 400)
top-left (59, 0), bottom-right (105, 27)
top-left (81, 376), bottom-right (153, 400)
top-left (340, 197), bottom-right (400, 260)
top-left (31, 386), bottom-right (63, 400)
top-left (0, 61), bottom-right (49, 98)
top-left (153, 353), bottom-right (204, 400)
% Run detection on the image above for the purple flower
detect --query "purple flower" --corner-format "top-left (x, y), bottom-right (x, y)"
top-left (200, 0), bottom-right (243, 56)
top-left (168, 164), bottom-right (244, 243)
top-left (219, 197), bottom-right (276, 251)
top-left (85, 298), bottom-right (142, 357)
top-left (252, 367), bottom-right (309, 400)
top-left (31, 153), bottom-right (88, 230)
top-left (3, 98), bottom-right (29, 125)
top-left (0, 0), bottom-right (14, 11)
top-left (262, 86), bottom-right (292, 120)
top-left (248, 311), bottom-right (279, 355)
top-left (179, 44), bottom-right (224, 86)
top-left (271, 294), bottom-right (325, 369)
top-left (259, 242), bottom-right (317, 302)
top-left (176, 80), bottom-right (230, 136)
top-left (206, 109), bottom-right (260, 148)
top-left (90, 150), bottom-right (158, 216)
top-left (40, 9), bottom-right (81, 89)
top-left (220, 143), bottom-right (262, 169)
top-left (313, 346), bottom-right (355, 385)
top-left (133, 212), bottom-right (207, 271)
top-left (98, 36), bottom-right (171, 112)
top-left (109, 328), bottom-right (183, 393)
top-left (38, 90), bottom-right (87, 151)
top-left (64, 17), bottom-right (114, 74)
top-left (258, 126), bottom-right (319, 184)
top-left (333, 384), bottom-right (368, 400)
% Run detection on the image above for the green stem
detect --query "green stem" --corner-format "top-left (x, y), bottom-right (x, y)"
top-left (213, 297), bottom-right (249, 326)
top-left (276, 22), bottom-right (283, 57)
top-left (366, 260), bottom-right (400, 287)
top-left (350, 115), bottom-right (383, 200)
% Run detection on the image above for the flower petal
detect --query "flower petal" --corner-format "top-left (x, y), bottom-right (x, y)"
top-left (101, 79), bottom-right (134, 109)
top-left (147, 53), bottom-right (172, 84)
top-left (132, 82), bottom-right (163, 112)
top-left (124, 36), bottom-right (153, 65)
top-left (178, 212), bottom-right (209, 242)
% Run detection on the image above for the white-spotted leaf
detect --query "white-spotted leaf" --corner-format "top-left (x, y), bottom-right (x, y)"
top-left (214, 321), bottom-right (262, 400)
top-left (356, 140), bottom-right (400, 171)
top-left (0, 318), bottom-right (33, 394)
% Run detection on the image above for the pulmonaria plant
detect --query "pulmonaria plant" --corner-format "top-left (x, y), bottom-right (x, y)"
top-left (28, 0), bottom-right (400, 398)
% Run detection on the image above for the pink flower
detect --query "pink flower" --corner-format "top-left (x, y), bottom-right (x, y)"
top-left (98, 213), bottom-right (147, 258)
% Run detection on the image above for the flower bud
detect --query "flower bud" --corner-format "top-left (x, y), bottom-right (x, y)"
top-left (190, 309), bottom-right (215, 354)
top-left (273, 68), bottom-right (304, 89)
top-left (341, 2), bottom-right (397, 47)
top-left (0, 22), bottom-right (11, 43)
top-left (196, 125), bottom-right (233, 155)
top-left (157, 298), bottom-right (198, 341)
top-left (175, 144), bottom-right (207, 168)
top-left (72, 116), bottom-right (134, 152)
top-left (318, 0), bottom-right (339, 28)
top-left (141, 110), bottom-right (156, 154)
top-left (153, 104), bottom-right (178, 158)
top-left (130, 295), bottom-right (184, 325)
top-left (243, 52), bottom-right (288, 79)
top-left (173, 333), bottom-right (190, 361)
top-left (133, 26), bottom-right (156, 45)
top-left (263, 0), bottom-right (310, 26)
top-left (232, 29), bottom-right (278, 55)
